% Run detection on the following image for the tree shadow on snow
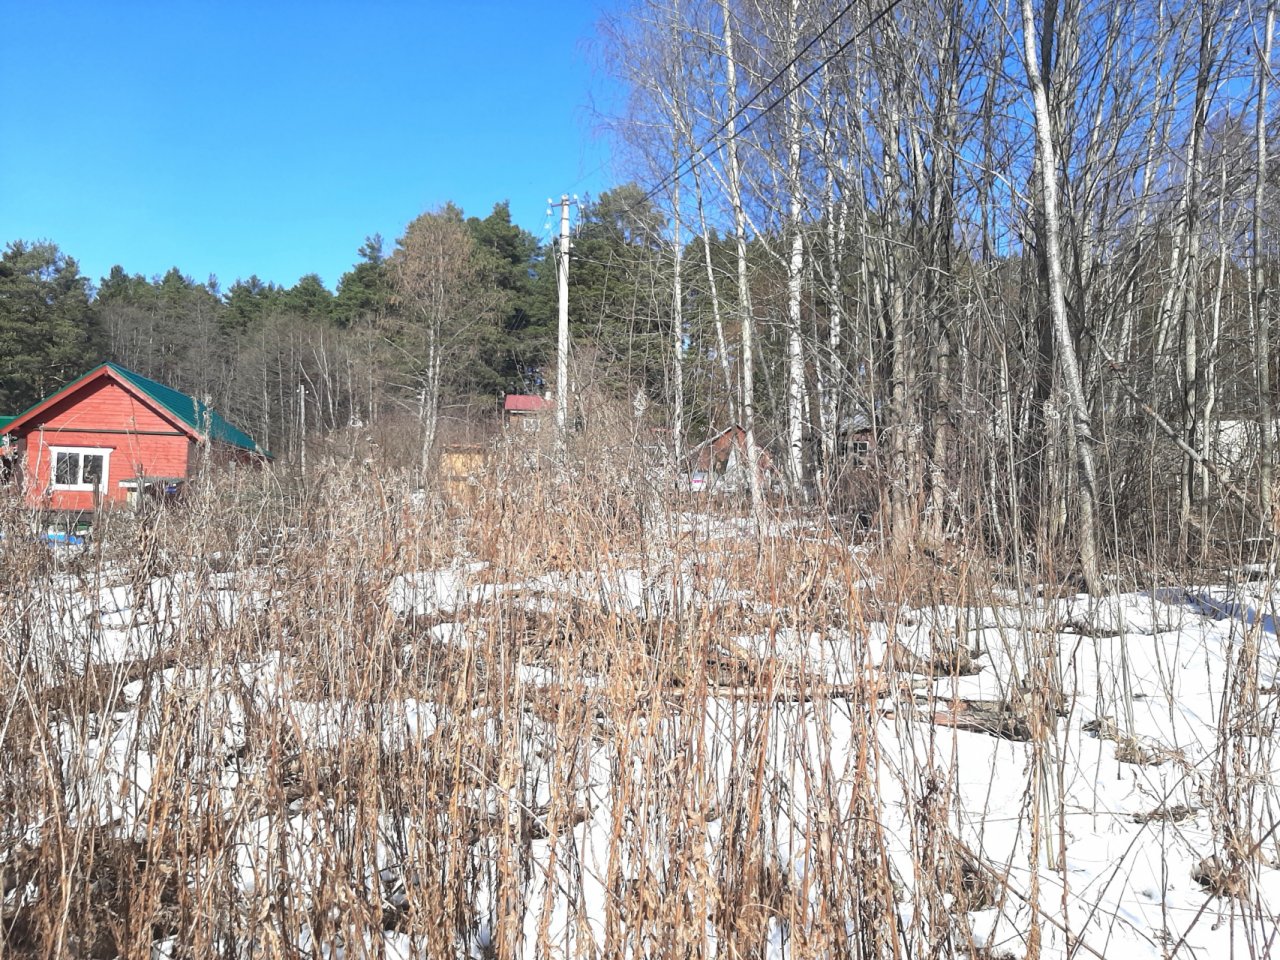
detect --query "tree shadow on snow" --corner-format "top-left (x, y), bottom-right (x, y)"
top-left (1152, 587), bottom-right (1278, 638)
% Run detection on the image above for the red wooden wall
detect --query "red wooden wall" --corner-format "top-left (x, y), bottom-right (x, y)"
top-left (17, 379), bottom-right (194, 510)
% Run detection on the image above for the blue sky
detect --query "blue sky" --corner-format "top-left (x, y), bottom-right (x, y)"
top-left (0, 1), bottom-right (621, 292)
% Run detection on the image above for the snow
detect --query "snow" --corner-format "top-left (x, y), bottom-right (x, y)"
top-left (11, 547), bottom-right (1280, 958)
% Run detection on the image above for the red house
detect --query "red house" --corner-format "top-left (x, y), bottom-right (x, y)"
top-left (1, 363), bottom-right (269, 511)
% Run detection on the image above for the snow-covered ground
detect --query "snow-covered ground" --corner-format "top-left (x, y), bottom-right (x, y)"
top-left (6, 537), bottom-right (1280, 959)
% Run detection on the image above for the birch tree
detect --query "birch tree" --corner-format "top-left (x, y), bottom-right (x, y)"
top-left (719, 0), bottom-right (766, 513)
top-left (391, 205), bottom-right (503, 473)
top-left (1021, 0), bottom-right (1103, 592)
top-left (1255, 0), bottom-right (1275, 523)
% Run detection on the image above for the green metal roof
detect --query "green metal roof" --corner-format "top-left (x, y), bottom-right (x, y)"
top-left (104, 363), bottom-right (267, 456)
top-left (0, 363), bottom-right (268, 458)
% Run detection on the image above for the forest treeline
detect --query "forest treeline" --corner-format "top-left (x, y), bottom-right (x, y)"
top-left (0, 187), bottom-right (726, 465)
top-left (0, 202), bottom-right (556, 457)
top-left (5, 0), bottom-right (1280, 576)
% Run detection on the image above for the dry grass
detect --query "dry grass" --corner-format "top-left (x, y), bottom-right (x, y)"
top-left (0, 446), bottom-right (1277, 959)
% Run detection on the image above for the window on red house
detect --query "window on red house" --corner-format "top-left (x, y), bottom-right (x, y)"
top-left (51, 447), bottom-right (110, 492)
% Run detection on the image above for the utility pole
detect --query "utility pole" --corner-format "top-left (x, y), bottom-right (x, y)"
top-left (297, 381), bottom-right (306, 475)
top-left (556, 194), bottom-right (571, 449)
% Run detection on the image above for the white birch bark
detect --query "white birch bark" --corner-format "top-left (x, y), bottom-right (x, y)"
top-left (691, 159), bottom-right (737, 425)
top-left (719, 0), bottom-right (764, 512)
top-left (1021, 0), bottom-right (1102, 593)
top-left (1256, 0), bottom-right (1275, 523)
top-left (784, 0), bottom-right (807, 496)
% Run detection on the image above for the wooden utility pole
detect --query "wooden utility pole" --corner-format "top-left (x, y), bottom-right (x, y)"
top-left (556, 194), bottom-right (571, 449)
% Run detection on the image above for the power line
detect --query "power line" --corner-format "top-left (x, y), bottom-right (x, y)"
top-left (564, 0), bottom-right (865, 204)
top-left (683, 0), bottom-right (861, 179)
top-left (631, 0), bottom-right (909, 215)
top-left (553, 0), bottom-right (908, 250)
top-left (550, 0), bottom-right (865, 220)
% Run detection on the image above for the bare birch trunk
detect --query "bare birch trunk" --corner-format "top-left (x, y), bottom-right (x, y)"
top-left (670, 136), bottom-right (686, 453)
top-left (814, 56), bottom-right (854, 496)
top-left (882, 95), bottom-right (916, 541)
top-left (420, 330), bottom-right (441, 476)
top-left (1177, 14), bottom-right (1215, 555)
top-left (719, 0), bottom-right (764, 513)
top-left (1200, 155), bottom-right (1231, 545)
top-left (820, 158), bottom-right (844, 483)
top-left (784, 0), bottom-right (807, 496)
top-left (1256, 1), bottom-right (1275, 525)
top-left (1022, 0), bottom-right (1102, 594)
top-left (924, 2), bottom-right (961, 548)
top-left (692, 160), bottom-right (737, 426)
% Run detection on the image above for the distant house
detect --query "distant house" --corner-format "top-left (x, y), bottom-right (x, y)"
top-left (502, 394), bottom-right (552, 433)
top-left (837, 412), bottom-right (878, 467)
top-left (0, 362), bottom-right (269, 511)
top-left (684, 425), bottom-right (774, 492)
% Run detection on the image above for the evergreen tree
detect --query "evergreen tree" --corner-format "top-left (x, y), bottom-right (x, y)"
top-left (563, 185), bottom-right (670, 400)
top-left (282, 273), bottom-right (335, 323)
top-left (334, 235), bottom-right (391, 327)
top-left (223, 276), bottom-right (280, 333)
top-left (466, 201), bottom-right (554, 392)
top-left (0, 241), bottom-right (101, 411)
top-left (97, 264), bottom-right (229, 399)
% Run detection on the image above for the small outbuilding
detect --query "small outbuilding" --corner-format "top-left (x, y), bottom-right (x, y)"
top-left (0, 362), bottom-right (269, 512)
top-left (502, 394), bottom-right (552, 433)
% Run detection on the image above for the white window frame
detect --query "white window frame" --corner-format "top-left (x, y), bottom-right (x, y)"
top-left (49, 446), bottom-right (111, 493)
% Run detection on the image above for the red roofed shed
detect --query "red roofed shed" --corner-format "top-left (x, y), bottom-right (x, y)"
top-left (502, 394), bottom-right (552, 435)
top-left (503, 394), bottom-right (551, 414)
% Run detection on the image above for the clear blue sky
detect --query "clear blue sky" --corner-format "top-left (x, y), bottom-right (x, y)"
top-left (0, 1), bottom-right (621, 292)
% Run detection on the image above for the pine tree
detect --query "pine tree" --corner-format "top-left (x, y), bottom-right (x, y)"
top-left (0, 241), bottom-right (101, 411)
